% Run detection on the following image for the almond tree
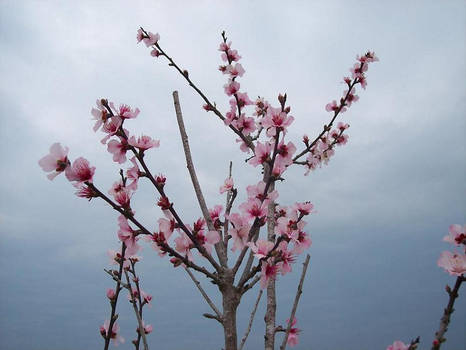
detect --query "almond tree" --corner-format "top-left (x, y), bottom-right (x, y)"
top-left (40, 27), bottom-right (382, 350)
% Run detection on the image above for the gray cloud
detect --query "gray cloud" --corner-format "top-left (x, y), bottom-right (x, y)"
top-left (1, 1), bottom-right (465, 349)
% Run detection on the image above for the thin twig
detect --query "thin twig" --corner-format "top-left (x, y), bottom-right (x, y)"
top-left (223, 161), bottom-right (234, 251)
top-left (239, 290), bottom-right (263, 350)
top-left (431, 275), bottom-right (464, 350)
top-left (172, 91), bottom-right (227, 268)
top-left (130, 261), bottom-right (145, 349)
top-left (184, 266), bottom-right (223, 322)
top-left (124, 270), bottom-right (149, 350)
top-left (280, 254), bottom-right (311, 350)
top-left (144, 28), bottom-right (255, 151)
top-left (103, 243), bottom-right (126, 350)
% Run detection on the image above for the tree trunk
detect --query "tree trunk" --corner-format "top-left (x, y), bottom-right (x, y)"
top-left (222, 272), bottom-right (239, 350)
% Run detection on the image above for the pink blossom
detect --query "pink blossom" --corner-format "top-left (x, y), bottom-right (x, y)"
top-left (276, 214), bottom-right (302, 242)
top-left (276, 140), bottom-right (297, 167)
top-left (344, 89), bottom-right (359, 107)
top-left (443, 224), bottom-right (466, 246)
top-left (143, 324), bottom-right (153, 334)
top-left (126, 157), bottom-right (141, 191)
top-left (136, 29), bottom-right (144, 43)
top-left (236, 138), bottom-right (250, 153)
top-left (209, 205), bottom-right (224, 224)
top-left (225, 106), bottom-right (237, 126)
top-left (386, 340), bottom-right (409, 350)
top-left (293, 202), bottom-right (314, 216)
top-left (233, 92), bottom-right (253, 107)
top-left (74, 184), bottom-right (98, 200)
top-left (100, 117), bottom-right (123, 144)
top-left (128, 135), bottom-right (160, 151)
top-left (234, 114), bottom-right (256, 135)
top-left (227, 63), bottom-right (245, 77)
top-left (39, 143), bottom-right (70, 180)
top-left (117, 215), bottom-right (140, 255)
top-left (109, 181), bottom-right (133, 208)
top-left (248, 239), bottom-right (274, 260)
top-left (219, 177), bottom-right (234, 194)
top-left (227, 213), bottom-right (251, 251)
top-left (100, 320), bottom-right (124, 346)
top-left (150, 49), bottom-right (160, 57)
top-left (246, 181), bottom-right (278, 203)
top-left (293, 231), bottom-right (312, 255)
top-left (109, 103), bottom-right (140, 120)
top-left (107, 137), bottom-right (130, 164)
top-left (143, 32), bottom-right (160, 47)
top-left (260, 260), bottom-right (279, 289)
top-left (65, 157), bottom-right (95, 183)
top-left (196, 230), bottom-right (221, 254)
top-left (141, 290), bottom-right (153, 307)
top-left (221, 48), bottom-right (241, 62)
top-left (239, 198), bottom-right (267, 221)
top-left (107, 249), bottom-right (130, 269)
top-left (358, 51), bottom-right (378, 63)
top-left (278, 241), bottom-right (295, 275)
top-left (254, 97), bottom-right (270, 117)
top-left (286, 317), bottom-right (300, 347)
top-left (262, 107), bottom-right (294, 137)
top-left (325, 100), bottom-right (339, 112)
top-left (336, 133), bottom-right (349, 145)
top-left (218, 41), bottom-right (231, 52)
top-left (350, 61), bottom-right (368, 79)
top-left (147, 232), bottom-right (168, 257)
top-left (337, 121), bottom-right (350, 131)
top-left (174, 232), bottom-right (193, 261)
top-left (437, 251), bottom-right (466, 276)
top-left (91, 99), bottom-right (109, 132)
top-left (272, 161), bottom-right (286, 177)
top-left (358, 75), bottom-right (368, 89)
top-left (224, 80), bottom-right (240, 96)
top-left (137, 322), bottom-right (153, 335)
top-left (248, 141), bottom-right (272, 167)
top-left (158, 217), bottom-right (175, 240)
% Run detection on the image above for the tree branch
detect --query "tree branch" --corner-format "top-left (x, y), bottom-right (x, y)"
top-left (124, 270), bottom-right (149, 350)
top-left (239, 289), bottom-right (263, 350)
top-left (172, 91), bottom-right (226, 268)
top-left (431, 275), bottom-right (464, 350)
top-left (280, 254), bottom-right (311, 350)
top-left (184, 266), bottom-right (223, 323)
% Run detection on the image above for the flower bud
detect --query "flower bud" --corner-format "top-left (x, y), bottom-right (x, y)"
top-left (106, 288), bottom-right (116, 300)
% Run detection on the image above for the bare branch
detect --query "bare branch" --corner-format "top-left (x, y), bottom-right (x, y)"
top-left (280, 254), bottom-right (311, 350)
top-left (184, 266), bottom-right (223, 323)
top-left (124, 270), bottom-right (149, 350)
top-left (172, 91), bottom-right (226, 268)
top-left (239, 290), bottom-right (263, 350)
top-left (431, 275), bottom-right (464, 350)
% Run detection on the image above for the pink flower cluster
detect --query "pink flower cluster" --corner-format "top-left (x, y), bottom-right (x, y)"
top-left (216, 38), bottom-right (257, 140)
top-left (386, 340), bottom-right (409, 350)
top-left (137, 28), bottom-right (161, 57)
top-left (437, 224), bottom-right (466, 276)
top-left (304, 121), bottom-right (349, 175)
top-left (100, 320), bottom-right (125, 346)
top-left (39, 143), bottom-right (98, 199)
top-left (286, 317), bottom-right (301, 347)
top-left (301, 51), bottom-right (378, 175)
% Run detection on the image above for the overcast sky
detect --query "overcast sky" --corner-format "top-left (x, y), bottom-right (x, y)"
top-left (1, 1), bottom-right (465, 349)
